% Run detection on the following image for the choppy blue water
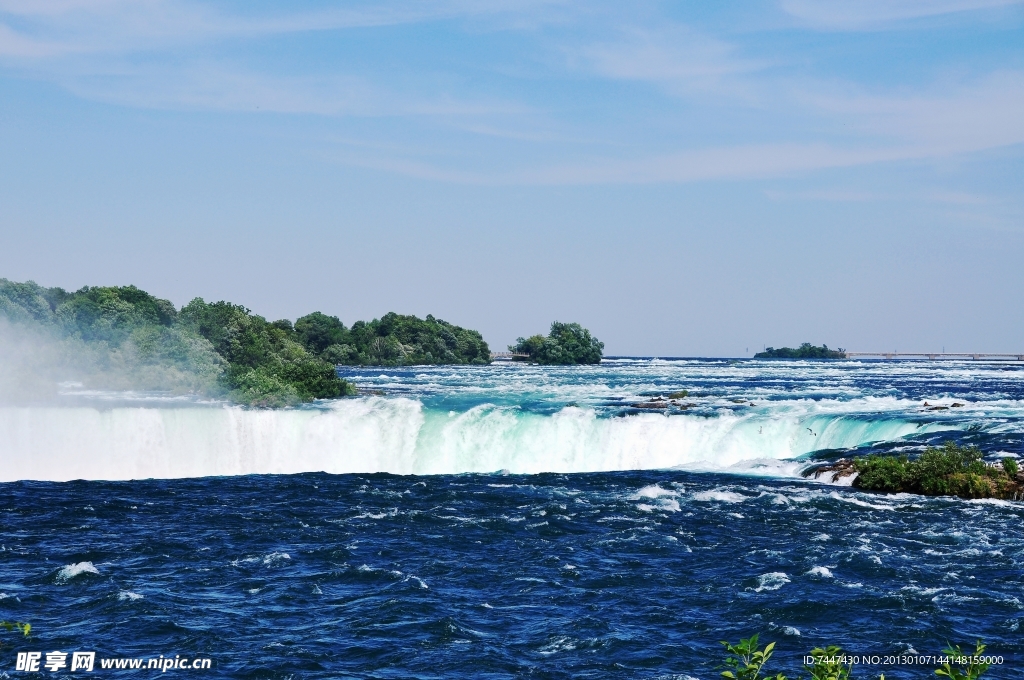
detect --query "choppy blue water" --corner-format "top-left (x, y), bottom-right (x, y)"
top-left (1, 359), bottom-right (1023, 678)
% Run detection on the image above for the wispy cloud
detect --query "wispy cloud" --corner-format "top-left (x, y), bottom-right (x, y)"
top-left (1, 1), bottom-right (1022, 187)
top-left (574, 26), bottom-right (764, 94)
top-left (780, 0), bottom-right (1024, 30)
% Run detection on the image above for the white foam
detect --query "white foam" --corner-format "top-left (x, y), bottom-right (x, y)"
top-left (117, 590), bottom-right (143, 601)
top-left (636, 484), bottom-right (677, 498)
top-left (830, 492), bottom-right (894, 511)
top-left (806, 566), bottom-right (833, 578)
top-left (692, 490), bottom-right (747, 503)
top-left (0, 392), bottom-right (967, 480)
top-left (968, 498), bottom-right (1015, 507)
top-left (56, 561), bottom-right (98, 583)
top-left (754, 572), bottom-right (790, 592)
top-left (263, 552), bottom-right (290, 565)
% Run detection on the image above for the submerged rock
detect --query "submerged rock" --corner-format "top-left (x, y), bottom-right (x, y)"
top-left (802, 458), bottom-right (857, 484)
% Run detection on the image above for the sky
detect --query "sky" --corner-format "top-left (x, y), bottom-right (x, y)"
top-left (0, 0), bottom-right (1022, 356)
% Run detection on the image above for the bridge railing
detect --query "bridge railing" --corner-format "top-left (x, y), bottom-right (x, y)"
top-left (844, 352), bottom-right (1024, 361)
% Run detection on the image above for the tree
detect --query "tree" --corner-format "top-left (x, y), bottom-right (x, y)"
top-left (510, 321), bottom-right (604, 365)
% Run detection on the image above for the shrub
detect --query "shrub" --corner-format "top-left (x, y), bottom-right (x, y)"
top-left (853, 455), bottom-right (913, 493)
top-left (1002, 457), bottom-right (1019, 478)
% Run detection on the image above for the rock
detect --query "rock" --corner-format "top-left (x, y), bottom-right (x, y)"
top-left (802, 458), bottom-right (857, 483)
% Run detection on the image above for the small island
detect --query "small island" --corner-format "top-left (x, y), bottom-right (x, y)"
top-left (508, 322), bottom-right (604, 365)
top-left (755, 343), bottom-right (846, 359)
top-left (806, 442), bottom-right (1023, 500)
top-left (0, 279), bottom-right (490, 408)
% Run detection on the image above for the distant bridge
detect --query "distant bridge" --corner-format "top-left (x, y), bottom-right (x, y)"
top-left (490, 352), bottom-right (530, 360)
top-left (845, 352), bottom-right (1024, 361)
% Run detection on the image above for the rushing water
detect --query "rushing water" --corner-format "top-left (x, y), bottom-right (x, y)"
top-left (1, 358), bottom-right (1023, 678)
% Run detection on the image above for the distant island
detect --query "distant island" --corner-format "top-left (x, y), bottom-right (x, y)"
top-left (754, 343), bottom-right (845, 359)
top-left (0, 279), bottom-right (489, 407)
top-left (509, 322), bottom-right (604, 365)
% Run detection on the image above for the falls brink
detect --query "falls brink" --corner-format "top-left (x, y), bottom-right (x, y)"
top-left (0, 398), bottom-right (955, 482)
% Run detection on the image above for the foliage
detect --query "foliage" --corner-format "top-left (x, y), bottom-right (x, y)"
top-left (755, 344), bottom-right (845, 359)
top-left (936, 642), bottom-right (991, 680)
top-left (721, 634), bottom-right (786, 680)
top-left (294, 311), bottom-right (490, 367)
top-left (0, 279), bottom-right (224, 396)
top-left (509, 321), bottom-right (604, 365)
top-left (1001, 457), bottom-right (1019, 478)
top-left (853, 442), bottom-right (1020, 499)
top-left (0, 279), bottom-right (353, 407)
top-left (803, 646), bottom-right (852, 680)
top-left (1, 278), bottom-right (494, 403)
top-left (0, 621), bottom-right (30, 636)
top-left (179, 299), bottom-right (355, 406)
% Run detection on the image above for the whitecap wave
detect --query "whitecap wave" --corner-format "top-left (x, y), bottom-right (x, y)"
top-left (692, 490), bottom-right (747, 503)
top-left (56, 561), bottom-right (99, 583)
top-left (753, 572), bottom-right (790, 592)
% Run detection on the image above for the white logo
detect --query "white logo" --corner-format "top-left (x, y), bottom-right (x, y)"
top-left (15, 652), bottom-right (41, 672)
top-left (16, 650), bottom-right (96, 672)
top-left (71, 652), bottom-right (96, 671)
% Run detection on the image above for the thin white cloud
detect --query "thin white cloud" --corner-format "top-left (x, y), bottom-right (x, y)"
top-left (0, 0), bottom-right (577, 58)
top-left (798, 71), bottom-right (1024, 152)
top-left (781, 0), bottom-right (1024, 30)
top-left (763, 189), bottom-right (884, 201)
top-left (567, 24), bottom-right (769, 106)
top-left (0, 21), bottom-right (69, 57)
top-left (54, 61), bottom-right (528, 118)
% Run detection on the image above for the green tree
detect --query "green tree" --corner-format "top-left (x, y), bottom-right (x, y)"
top-left (179, 299), bottom-right (354, 405)
top-left (510, 321), bottom-right (604, 365)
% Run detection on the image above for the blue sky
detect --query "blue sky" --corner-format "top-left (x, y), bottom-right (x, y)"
top-left (1, 0), bottom-right (1022, 355)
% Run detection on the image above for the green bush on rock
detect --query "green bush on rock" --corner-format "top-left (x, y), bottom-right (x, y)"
top-left (853, 442), bottom-right (1021, 499)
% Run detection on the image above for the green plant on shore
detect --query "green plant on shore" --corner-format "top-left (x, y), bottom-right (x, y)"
top-left (936, 642), bottom-right (990, 680)
top-left (853, 442), bottom-right (1020, 499)
top-left (721, 634), bottom-right (786, 680)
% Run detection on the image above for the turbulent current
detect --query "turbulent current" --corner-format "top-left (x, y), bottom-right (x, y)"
top-left (1, 358), bottom-right (1022, 677)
